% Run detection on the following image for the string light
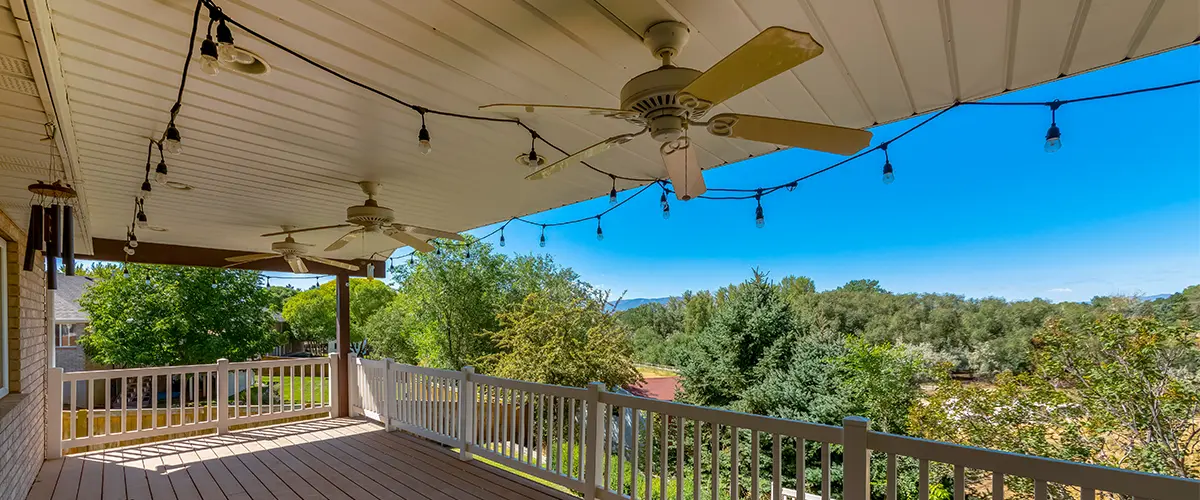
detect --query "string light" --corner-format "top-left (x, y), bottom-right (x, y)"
top-left (140, 178), bottom-right (153, 199)
top-left (660, 186), bottom-right (670, 219)
top-left (595, 217), bottom-right (604, 241)
top-left (163, 123), bottom-right (183, 155)
top-left (609, 176), bottom-right (618, 205)
top-left (499, 227), bottom-right (506, 247)
top-left (755, 190), bottom-right (765, 229)
top-left (200, 35), bottom-right (220, 75)
top-left (1044, 100), bottom-right (1062, 153)
top-left (539, 225), bottom-right (546, 248)
top-left (881, 143), bottom-right (895, 185)
top-left (135, 201), bottom-right (149, 229)
top-left (417, 109), bottom-right (432, 155)
top-left (127, 230), bottom-right (138, 248)
top-left (154, 142), bottom-right (169, 183)
top-left (122, 266), bottom-right (129, 279)
top-left (786, 182), bottom-right (798, 192)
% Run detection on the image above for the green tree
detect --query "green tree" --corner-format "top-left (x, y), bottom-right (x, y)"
top-left (361, 292), bottom-right (420, 364)
top-left (79, 264), bottom-right (280, 367)
top-left (837, 337), bottom-right (924, 434)
top-left (1035, 314), bottom-right (1200, 477)
top-left (264, 285), bottom-right (299, 313)
top-left (281, 278), bottom-right (395, 342)
top-left (484, 291), bottom-right (641, 388)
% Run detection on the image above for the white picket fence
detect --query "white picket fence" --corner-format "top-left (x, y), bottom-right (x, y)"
top-left (351, 357), bottom-right (1200, 500)
top-left (47, 354), bottom-right (338, 457)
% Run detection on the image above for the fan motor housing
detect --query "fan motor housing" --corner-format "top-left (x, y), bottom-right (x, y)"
top-left (620, 66), bottom-right (700, 142)
top-left (347, 200), bottom-right (395, 226)
top-left (271, 238), bottom-right (307, 256)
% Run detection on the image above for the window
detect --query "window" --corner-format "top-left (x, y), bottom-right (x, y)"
top-left (0, 238), bottom-right (8, 400)
top-left (55, 324), bottom-right (77, 347)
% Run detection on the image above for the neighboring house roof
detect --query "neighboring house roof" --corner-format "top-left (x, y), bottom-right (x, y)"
top-left (55, 274), bottom-right (94, 323)
top-left (624, 376), bottom-right (679, 401)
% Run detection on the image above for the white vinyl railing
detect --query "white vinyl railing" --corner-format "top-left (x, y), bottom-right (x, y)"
top-left (47, 354), bottom-right (338, 457)
top-left (350, 357), bottom-right (1200, 500)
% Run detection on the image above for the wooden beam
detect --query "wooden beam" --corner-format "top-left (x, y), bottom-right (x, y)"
top-left (335, 273), bottom-right (351, 417)
top-left (82, 238), bottom-right (385, 278)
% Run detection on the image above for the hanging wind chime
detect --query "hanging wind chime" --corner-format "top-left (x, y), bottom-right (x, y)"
top-left (23, 124), bottom-right (77, 289)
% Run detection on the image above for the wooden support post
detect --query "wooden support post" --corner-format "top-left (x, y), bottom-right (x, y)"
top-left (46, 367), bottom-right (63, 458)
top-left (216, 359), bottom-right (230, 434)
top-left (459, 366), bottom-right (475, 461)
top-left (842, 416), bottom-right (871, 500)
top-left (583, 382), bottom-right (605, 500)
top-left (335, 273), bottom-right (351, 417)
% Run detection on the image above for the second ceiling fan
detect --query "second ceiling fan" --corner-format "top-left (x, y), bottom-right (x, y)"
top-left (263, 182), bottom-right (463, 254)
top-left (480, 22), bottom-right (873, 200)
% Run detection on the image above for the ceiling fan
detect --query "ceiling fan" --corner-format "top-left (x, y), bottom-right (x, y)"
top-left (224, 227), bottom-right (360, 274)
top-left (480, 22), bottom-right (873, 200)
top-left (261, 181), bottom-right (463, 254)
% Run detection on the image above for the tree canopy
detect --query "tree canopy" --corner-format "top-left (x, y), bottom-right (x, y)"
top-left (79, 264), bottom-right (280, 367)
top-left (281, 278), bottom-right (395, 342)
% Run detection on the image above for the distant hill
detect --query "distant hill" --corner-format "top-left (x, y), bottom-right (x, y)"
top-left (612, 297), bottom-right (673, 311)
top-left (1143, 293), bottom-right (1172, 301)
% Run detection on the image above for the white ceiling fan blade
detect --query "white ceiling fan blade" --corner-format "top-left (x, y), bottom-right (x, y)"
top-left (525, 131), bottom-right (644, 180)
top-left (384, 227), bottom-right (436, 253)
top-left (478, 103), bottom-right (640, 121)
top-left (706, 113), bottom-right (872, 155)
top-left (661, 141), bottom-right (707, 201)
top-left (396, 224), bottom-right (464, 241)
top-left (302, 256), bottom-right (361, 272)
top-left (224, 253), bottom-right (280, 265)
top-left (261, 224), bottom-right (353, 237)
top-left (284, 257), bottom-right (308, 274)
top-left (677, 27), bottom-right (823, 118)
top-left (325, 228), bottom-right (365, 251)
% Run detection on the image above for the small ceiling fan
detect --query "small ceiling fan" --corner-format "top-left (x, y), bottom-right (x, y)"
top-left (480, 22), bottom-right (873, 200)
top-left (224, 227), bottom-right (360, 274)
top-left (261, 182), bottom-right (463, 253)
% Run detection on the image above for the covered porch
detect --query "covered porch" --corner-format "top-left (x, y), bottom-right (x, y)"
top-left (27, 418), bottom-right (571, 500)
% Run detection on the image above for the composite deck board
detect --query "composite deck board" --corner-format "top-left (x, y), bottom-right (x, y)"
top-left (28, 418), bottom-right (573, 500)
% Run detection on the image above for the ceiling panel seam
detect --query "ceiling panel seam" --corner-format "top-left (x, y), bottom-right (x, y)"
top-left (935, 0), bottom-right (960, 101)
top-left (869, 0), bottom-right (916, 115)
top-left (1125, 0), bottom-right (1165, 59)
top-left (1058, 0), bottom-right (1092, 76)
top-left (1002, 0), bottom-right (1020, 91)
top-left (794, 0), bottom-right (877, 124)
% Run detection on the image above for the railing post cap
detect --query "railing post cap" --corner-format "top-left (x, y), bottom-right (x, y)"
top-left (588, 381), bottom-right (606, 392)
top-left (843, 415), bottom-right (870, 427)
top-left (461, 366), bottom-right (475, 373)
top-left (217, 358), bottom-right (229, 363)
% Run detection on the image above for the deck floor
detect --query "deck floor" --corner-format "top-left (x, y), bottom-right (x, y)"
top-left (26, 418), bottom-right (576, 500)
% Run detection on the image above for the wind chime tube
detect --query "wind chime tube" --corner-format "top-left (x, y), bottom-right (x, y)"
top-left (22, 206), bottom-right (42, 271)
top-left (62, 205), bottom-right (75, 275)
top-left (45, 204), bottom-right (60, 290)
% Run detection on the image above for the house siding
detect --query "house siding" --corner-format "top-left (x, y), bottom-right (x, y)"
top-left (0, 207), bottom-right (47, 500)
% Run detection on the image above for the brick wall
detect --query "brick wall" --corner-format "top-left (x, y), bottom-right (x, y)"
top-left (0, 207), bottom-right (47, 500)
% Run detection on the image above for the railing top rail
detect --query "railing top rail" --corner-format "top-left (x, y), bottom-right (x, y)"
top-left (600, 391), bottom-right (844, 444)
top-left (392, 363), bottom-right (464, 379)
top-left (868, 432), bottom-right (1200, 499)
top-left (470, 373), bottom-right (589, 399)
top-left (60, 362), bottom-right (218, 380)
top-left (354, 357), bottom-right (386, 368)
top-left (228, 357), bottom-right (328, 369)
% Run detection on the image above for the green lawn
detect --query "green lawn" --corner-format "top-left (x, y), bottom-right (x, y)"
top-left (234, 376), bottom-right (329, 406)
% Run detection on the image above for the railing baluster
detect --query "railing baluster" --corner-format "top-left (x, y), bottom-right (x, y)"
top-left (887, 453), bottom-right (897, 500)
top-left (676, 417), bottom-right (684, 500)
top-left (644, 411), bottom-right (652, 500)
top-left (919, 459), bottom-right (929, 500)
top-left (192, 371), bottom-right (199, 424)
top-left (660, 415), bottom-right (668, 500)
top-left (954, 464), bottom-right (965, 500)
top-left (731, 426), bottom-right (740, 500)
top-left (992, 472), bottom-right (1004, 500)
top-left (797, 438), bottom-right (806, 500)
top-left (569, 398), bottom-right (577, 478)
top-left (710, 422), bottom-right (719, 500)
top-left (772, 433), bottom-right (782, 500)
top-left (560, 396), bottom-right (568, 475)
top-left (692, 420), bottom-right (701, 500)
top-left (821, 442), bottom-right (830, 500)
top-left (631, 409), bottom-right (639, 500)
top-left (751, 429), bottom-right (760, 500)
top-left (68, 380), bottom-right (76, 442)
top-left (1079, 487), bottom-right (1094, 500)
top-left (1033, 480), bottom-right (1046, 500)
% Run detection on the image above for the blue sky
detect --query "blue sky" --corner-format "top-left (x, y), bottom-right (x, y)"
top-left (275, 47), bottom-right (1200, 303)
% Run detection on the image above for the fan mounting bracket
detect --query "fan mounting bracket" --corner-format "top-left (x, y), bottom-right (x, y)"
top-left (643, 21), bottom-right (690, 66)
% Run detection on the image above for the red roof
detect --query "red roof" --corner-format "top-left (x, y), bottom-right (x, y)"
top-left (625, 377), bottom-right (679, 401)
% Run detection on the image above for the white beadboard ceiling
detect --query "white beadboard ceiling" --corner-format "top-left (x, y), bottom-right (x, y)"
top-left (0, 0), bottom-right (1195, 260)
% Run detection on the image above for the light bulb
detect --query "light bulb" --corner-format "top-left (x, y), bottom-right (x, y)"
top-left (662, 203), bottom-right (670, 220)
top-left (128, 234), bottom-right (138, 248)
top-left (154, 161), bottom-right (169, 184)
top-left (609, 187), bottom-right (617, 205)
top-left (499, 233), bottom-right (506, 247)
top-left (124, 245), bottom-right (135, 256)
top-left (417, 125), bottom-right (432, 155)
top-left (140, 179), bottom-right (153, 199)
top-left (539, 230), bottom-right (546, 248)
top-left (215, 20), bottom-right (237, 63)
top-left (136, 210), bottom-right (149, 229)
top-left (660, 192), bottom-right (668, 209)
top-left (123, 269), bottom-right (130, 279)
top-left (882, 161), bottom-right (895, 185)
top-left (164, 124), bottom-right (183, 155)
top-left (755, 207), bottom-right (765, 229)
top-left (144, 277), bottom-right (151, 286)
top-left (596, 223), bottom-right (604, 241)
top-left (200, 36), bottom-right (220, 75)
top-left (1044, 124), bottom-right (1062, 153)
